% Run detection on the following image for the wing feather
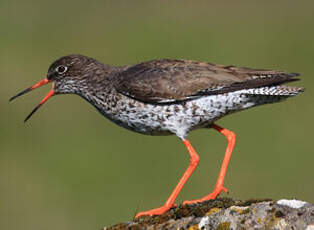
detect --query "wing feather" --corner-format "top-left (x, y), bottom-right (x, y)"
top-left (113, 59), bottom-right (300, 103)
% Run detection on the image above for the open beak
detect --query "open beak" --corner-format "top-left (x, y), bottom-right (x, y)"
top-left (9, 78), bottom-right (54, 122)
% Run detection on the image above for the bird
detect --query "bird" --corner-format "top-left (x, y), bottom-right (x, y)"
top-left (10, 54), bottom-right (304, 218)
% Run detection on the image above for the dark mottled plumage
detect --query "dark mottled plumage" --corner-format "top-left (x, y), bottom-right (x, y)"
top-left (10, 54), bottom-right (304, 137)
top-left (27, 54), bottom-right (301, 139)
top-left (114, 59), bottom-right (300, 103)
top-left (10, 54), bottom-right (304, 218)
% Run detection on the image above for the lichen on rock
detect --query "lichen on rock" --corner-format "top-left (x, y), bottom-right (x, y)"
top-left (103, 198), bottom-right (314, 230)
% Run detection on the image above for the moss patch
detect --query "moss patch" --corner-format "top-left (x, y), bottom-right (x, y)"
top-left (206, 207), bottom-right (221, 216)
top-left (106, 198), bottom-right (273, 230)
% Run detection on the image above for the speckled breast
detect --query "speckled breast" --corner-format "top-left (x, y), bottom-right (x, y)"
top-left (97, 91), bottom-right (257, 139)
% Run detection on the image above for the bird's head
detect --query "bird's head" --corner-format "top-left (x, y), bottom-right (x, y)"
top-left (10, 54), bottom-right (101, 122)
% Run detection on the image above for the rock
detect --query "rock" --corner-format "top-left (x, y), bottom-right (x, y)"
top-left (103, 198), bottom-right (314, 230)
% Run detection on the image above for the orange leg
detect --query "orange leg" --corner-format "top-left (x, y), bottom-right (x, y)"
top-left (136, 139), bottom-right (200, 218)
top-left (183, 124), bottom-right (236, 205)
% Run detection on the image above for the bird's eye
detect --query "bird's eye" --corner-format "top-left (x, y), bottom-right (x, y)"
top-left (56, 65), bottom-right (68, 74)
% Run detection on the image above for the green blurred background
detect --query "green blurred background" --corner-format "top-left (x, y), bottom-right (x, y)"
top-left (1, 0), bottom-right (313, 229)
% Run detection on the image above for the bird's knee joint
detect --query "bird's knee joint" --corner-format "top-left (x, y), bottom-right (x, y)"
top-left (227, 131), bottom-right (236, 141)
top-left (190, 155), bottom-right (200, 165)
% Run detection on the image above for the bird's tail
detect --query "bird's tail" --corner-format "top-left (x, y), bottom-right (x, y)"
top-left (242, 85), bottom-right (304, 96)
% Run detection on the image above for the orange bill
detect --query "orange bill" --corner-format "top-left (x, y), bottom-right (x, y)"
top-left (10, 78), bottom-right (54, 122)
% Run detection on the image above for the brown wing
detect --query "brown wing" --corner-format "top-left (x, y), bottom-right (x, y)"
top-left (113, 59), bottom-right (300, 103)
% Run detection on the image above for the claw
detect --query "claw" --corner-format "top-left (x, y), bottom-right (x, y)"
top-left (182, 185), bottom-right (229, 205)
top-left (222, 186), bottom-right (229, 193)
top-left (135, 204), bottom-right (176, 218)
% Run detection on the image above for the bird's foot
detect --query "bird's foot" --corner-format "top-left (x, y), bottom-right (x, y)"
top-left (135, 204), bottom-right (177, 218)
top-left (183, 185), bottom-right (228, 205)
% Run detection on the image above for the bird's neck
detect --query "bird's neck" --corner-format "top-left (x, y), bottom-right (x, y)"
top-left (74, 76), bottom-right (118, 115)
top-left (62, 64), bottom-right (122, 118)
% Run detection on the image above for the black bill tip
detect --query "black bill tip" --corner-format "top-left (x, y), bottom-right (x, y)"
top-left (24, 104), bottom-right (42, 123)
top-left (23, 89), bottom-right (55, 123)
top-left (9, 88), bottom-right (32, 102)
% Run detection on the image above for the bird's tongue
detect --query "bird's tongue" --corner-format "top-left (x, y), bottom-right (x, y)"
top-left (9, 78), bottom-right (55, 122)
